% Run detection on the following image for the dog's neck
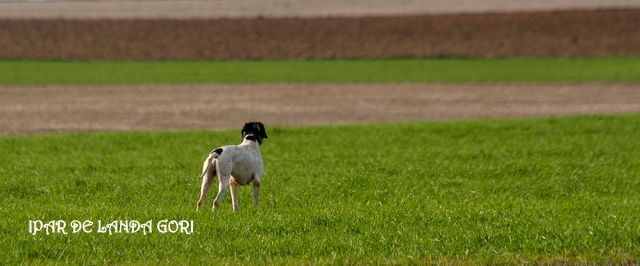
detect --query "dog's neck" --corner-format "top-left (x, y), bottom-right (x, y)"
top-left (241, 133), bottom-right (262, 147)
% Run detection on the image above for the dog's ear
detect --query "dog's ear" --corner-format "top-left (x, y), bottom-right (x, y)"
top-left (257, 122), bottom-right (268, 139)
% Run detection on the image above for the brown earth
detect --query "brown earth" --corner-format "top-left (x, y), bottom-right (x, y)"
top-left (1, 83), bottom-right (640, 135)
top-left (1, 9), bottom-right (639, 60)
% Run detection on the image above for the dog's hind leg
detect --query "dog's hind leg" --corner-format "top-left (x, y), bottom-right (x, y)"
top-left (213, 175), bottom-right (230, 210)
top-left (196, 171), bottom-right (213, 211)
top-left (196, 156), bottom-right (216, 211)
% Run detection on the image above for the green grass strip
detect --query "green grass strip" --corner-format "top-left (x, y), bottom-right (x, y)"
top-left (1, 58), bottom-right (639, 85)
top-left (1, 115), bottom-right (640, 264)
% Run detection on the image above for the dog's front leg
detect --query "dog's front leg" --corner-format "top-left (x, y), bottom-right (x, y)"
top-left (252, 176), bottom-right (261, 208)
top-left (213, 175), bottom-right (230, 210)
top-left (229, 178), bottom-right (240, 211)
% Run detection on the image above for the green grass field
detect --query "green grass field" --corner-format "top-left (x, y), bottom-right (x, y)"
top-left (2, 58), bottom-right (640, 85)
top-left (2, 115), bottom-right (640, 264)
top-left (2, 57), bottom-right (639, 263)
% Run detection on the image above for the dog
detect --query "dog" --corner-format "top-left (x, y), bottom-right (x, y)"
top-left (196, 122), bottom-right (268, 211)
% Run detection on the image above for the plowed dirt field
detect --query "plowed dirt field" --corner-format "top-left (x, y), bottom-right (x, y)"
top-left (2, 83), bottom-right (639, 135)
top-left (1, 9), bottom-right (639, 59)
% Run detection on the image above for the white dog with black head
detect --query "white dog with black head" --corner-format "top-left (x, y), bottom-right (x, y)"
top-left (196, 122), bottom-right (268, 211)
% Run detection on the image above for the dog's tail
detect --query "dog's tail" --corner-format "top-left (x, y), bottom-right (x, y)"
top-left (198, 159), bottom-right (215, 179)
top-left (198, 148), bottom-right (223, 179)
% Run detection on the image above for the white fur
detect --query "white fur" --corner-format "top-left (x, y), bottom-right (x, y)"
top-left (196, 136), bottom-right (264, 211)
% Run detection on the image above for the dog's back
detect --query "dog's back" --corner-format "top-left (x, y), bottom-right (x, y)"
top-left (210, 143), bottom-right (263, 186)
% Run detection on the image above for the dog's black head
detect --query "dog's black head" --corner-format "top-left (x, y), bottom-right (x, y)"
top-left (241, 122), bottom-right (268, 145)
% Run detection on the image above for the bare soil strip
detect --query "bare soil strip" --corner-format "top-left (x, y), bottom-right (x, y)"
top-left (1, 83), bottom-right (639, 135)
top-left (2, 9), bottom-right (639, 59)
top-left (1, 0), bottom-right (639, 19)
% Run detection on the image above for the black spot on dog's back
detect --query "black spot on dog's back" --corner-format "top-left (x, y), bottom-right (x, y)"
top-left (211, 148), bottom-right (223, 157)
